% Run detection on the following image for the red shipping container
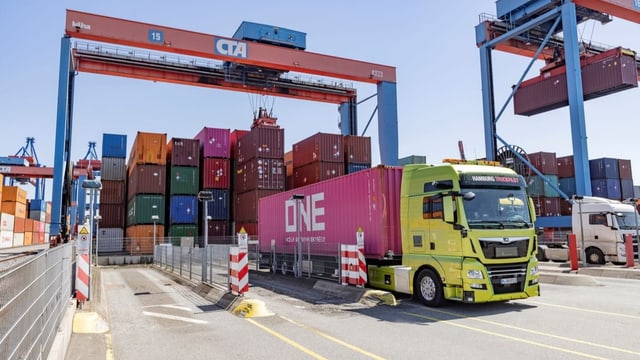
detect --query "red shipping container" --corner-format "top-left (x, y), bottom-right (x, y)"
top-left (234, 157), bottom-right (285, 193)
top-left (202, 158), bottom-right (231, 189)
top-left (194, 127), bottom-right (230, 158)
top-left (127, 164), bottom-right (166, 200)
top-left (618, 159), bottom-right (633, 180)
top-left (556, 155), bottom-right (574, 178)
top-left (101, 180), bottom-right (126, 204)
top-left (76, 159), bottom-right (101, 170)
top-left (560, 199), bottom-right (572, 215)
top-left (204, 220), bottom-right (231, 243)
top-left (236, 126), bottom-right (284, 162)
top-left (514, 47), bottom-right (638, 116)
top-left (258, 166), bottom-right (403, 259)
top-left (127, 132), bottom-right (167, 172)
top-left (230, 129), bottom-right (250, 159)
top-left (235, 222), bottom-right (258, 236)
top-left (532, 197), bottom-right (562, 217)
top-left (234, 189), bottom-right (281, 222)
top-left (528, 151), bottom-right (558, 175)
top-left (293, 161), bottom-right (344, 188)
top-left (343, 135), bottom-right (372, 164)
top-left (99, 203), bottom-right (126, 228)
top-left (292, 132), bottom-right (343, 167)
top-left (284, 151), bottom-right (293, 176)
top-left (167, 138), bottom-right (200, 167)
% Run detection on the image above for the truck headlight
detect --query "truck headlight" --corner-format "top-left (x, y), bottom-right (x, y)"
top-left (467, 270), bottom-right (484, 279)
top-left (530, 265), bottom-right (539, 275)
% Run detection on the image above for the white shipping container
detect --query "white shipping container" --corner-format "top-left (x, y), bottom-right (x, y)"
top-left (1, 213), bottom-right (15, 232)
top-left (97, 228), bottom-right (124, 252)
top-left (0, 230), bottom-right (13, 248)
top-left (13, 232), bottom-right (24, 247)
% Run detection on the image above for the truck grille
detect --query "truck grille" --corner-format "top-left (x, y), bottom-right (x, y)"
top-left (486, 263), bottom-right (528, 294)
top-left (479, 237), bottom-right (529, 259)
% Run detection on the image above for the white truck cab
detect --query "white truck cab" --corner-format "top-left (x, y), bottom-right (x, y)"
top-left (572, 196), bottom-right (639, 264)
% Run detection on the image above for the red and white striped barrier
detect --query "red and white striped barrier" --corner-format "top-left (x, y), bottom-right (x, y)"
top-left (340, 244), bottom-right (367, 287)
top-left (229, 246), bottom-right (249, 295)
top-left (75, 253), bottom-right (90, 303)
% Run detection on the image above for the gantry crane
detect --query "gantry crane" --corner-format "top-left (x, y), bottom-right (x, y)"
top-left (476, 0), bottom-right (640, 227)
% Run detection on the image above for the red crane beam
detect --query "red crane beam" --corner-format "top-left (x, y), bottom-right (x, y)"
top-left (574, 0), bottom-right (640, 24)
top-left (65, 9), bottom-right (396, 84)
top-left (0, 166), bottom-right (92, 179)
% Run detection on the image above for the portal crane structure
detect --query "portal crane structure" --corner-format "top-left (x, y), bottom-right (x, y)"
top-left (70, 141), bottom-right (102, 237)
top-left (3, 137), bottom-right (46, 200)
top-left (476, 0), bottom-right (640, 227)
top-left (52, 10), bottom-right (398, 241)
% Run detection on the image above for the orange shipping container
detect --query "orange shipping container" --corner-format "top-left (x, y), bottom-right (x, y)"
top-left (125, 225), bottom-right (164, 254)
top-left (128, 132), bottom-right (167, 173)
top-left (13, 217), bottom-right (25, 233)
top-left (3, 201), bottom-right (27, 218)
top-left (2, 186), bottom-right (27, 204)
top-left (25, 218), bottom-right (34, 232)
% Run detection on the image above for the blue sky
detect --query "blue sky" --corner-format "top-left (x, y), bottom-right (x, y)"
top-left (2, 1), bottom-right (640, 201)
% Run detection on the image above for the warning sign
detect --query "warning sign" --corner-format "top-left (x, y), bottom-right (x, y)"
top-left (79, 226), bottom-right (89, 235)
top-left (76, 222), bottom-right (91, 255)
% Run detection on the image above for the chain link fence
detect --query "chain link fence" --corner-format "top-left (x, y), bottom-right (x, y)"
top-left (0, 244), bottom-right (73, 360)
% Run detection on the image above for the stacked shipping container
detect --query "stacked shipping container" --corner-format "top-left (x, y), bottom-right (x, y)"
top-left (233, 125), bottom-right (285, 235)
top-left (343, 135), bottom-right (372, 174)
top-left (166, 137), bottom-right (200, 245)
top-left (194, 127), bottom-right (232, 243)
top-left (125, 132), bottom-right (167, 253)
top-left (292, 132), bottom-right (344, 188)
top-left (99, 133), bottom-right (128, 252)
top-left (0, 186), bottom-right (47, 247)
top-left (526, 152), bottom-right (562, 217)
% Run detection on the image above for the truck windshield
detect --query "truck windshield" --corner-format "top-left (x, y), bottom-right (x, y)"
top-left (462, 188), bottom-right (532, 228)
top-left (615, 211), bottom-right (640, 230)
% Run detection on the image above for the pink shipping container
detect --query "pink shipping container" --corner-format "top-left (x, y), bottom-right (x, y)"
top-left (233, 189), bottom-right (281, 222)
top-left (201, 158), bottom-right (231, 189)
top-left (230, 129), bottom-right (250, 159)
top-left (236, 126), bottom-right (284, 162)
top-left (98, 203), bottom-right (126, 228)
top-left (194, 127), bottom-right (230, 158)
top-left (258, 166), bottom-right (403, 259)
top-left (556, 155), bottom-right (574, 179)
top-left (100, 180), bottom-right (126, 204)
top-left (292, 132), bottom-right (343, 167)
top-left (167, 138), bottom-right (200, 167)
top-left (234, 157), bottom-right (285, 193)
top-left (127, 164), bottom-right (166, 200)
top-left (127, 132), bottom-right (167, 173)
top-left (343, 135), bottom-right (372, 164)
top-left (293, 161), bottom-right (344, 188)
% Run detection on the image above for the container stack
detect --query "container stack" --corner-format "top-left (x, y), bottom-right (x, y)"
top-left (99, 133), bottom-right (128, 252)
top-left (556, 154), bottom-right (575, 215)
top-left (194, 127), bottom-right (232, 243)
top-left (589, 157), bottom-right (623, 200)
top-left (292, 132), bottom-right (344, 188)
top-left (526, 151), bottom-right (561, 217)
top-left (618, 159), bottom-right (634, 200)
top-left (126, 132), bottom-right (167, 254)
top-left (1, 186), bottom-right (26, 247)
top-left (343, 135), bottom-right (371, 174)
top-left (233, 124), bottom-right (285, 235)
top-left (166, 137), bottom-right (200, 245)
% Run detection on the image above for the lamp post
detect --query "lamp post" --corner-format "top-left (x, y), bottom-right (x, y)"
top-left (81, 179), bottom-right (102, 263)
top-left (151, 214), bottom-right (159, 259)
top-left (291, 194), bottom-right (304, 278)
top-left (198, 190), bottom-right (214, 282)
top-left (573, 195), bottom-right (585, 266)
top-left (94, 214), bottom-right (102, 265)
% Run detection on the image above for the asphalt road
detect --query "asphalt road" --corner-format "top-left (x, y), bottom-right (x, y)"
top-left (64, 265), bottom-right (640, 360)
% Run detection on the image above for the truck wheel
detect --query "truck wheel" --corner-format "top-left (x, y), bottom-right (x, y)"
top-left (414, 268), bottom-right (444, 307)
top-left (536, 247), bottom-right (548, 262)
top-left (585, 248), bottom-right (605, 265)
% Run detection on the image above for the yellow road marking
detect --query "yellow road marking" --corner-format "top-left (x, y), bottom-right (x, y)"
top-left (423, 307), bottom-right (640, 357)
top-left (404, 312), bottom-right (608, 360)
top-left (246, 318), bottom-right (328, 360)
top-left (105, 333), bottom-right (114, 360)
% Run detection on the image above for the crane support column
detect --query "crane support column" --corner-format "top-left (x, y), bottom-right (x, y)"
top-left (377, 81), bottom-right (399, 165)
top-left (479, 46), bottom-right (497, 160)
top-left (52, 35), bottom-right (75, 241)
top-left (561, 1), bottom-right (591, 196)
top-left (338, 98), bottom-right (358, 136)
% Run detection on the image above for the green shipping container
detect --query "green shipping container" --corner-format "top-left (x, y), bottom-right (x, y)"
top-left (167, 224), bottom-right (198, 246)
top-left (127, 194), bottom-right (165, 226)
top-left (168, 166), bottom-right (199, 195)
top-left (527, 175), bottom-right (560, 197)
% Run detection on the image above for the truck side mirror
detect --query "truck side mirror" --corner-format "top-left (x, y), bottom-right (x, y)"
top-left (443, 196), bottom-right (454, 223)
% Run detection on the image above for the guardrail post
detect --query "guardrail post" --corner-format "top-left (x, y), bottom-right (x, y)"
top-left (625, 233), bottom-right (635, 268)
top-left (568, 233), bottom-right (579, 271)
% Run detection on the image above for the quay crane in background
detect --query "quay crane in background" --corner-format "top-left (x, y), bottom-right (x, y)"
top-left (0, 137), bottom-right (47, 200)
top-left (70, 142), bottom-right (101, 238)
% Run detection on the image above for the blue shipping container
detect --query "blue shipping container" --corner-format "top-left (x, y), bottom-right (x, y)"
top-left (589, 158), bottom-right (619, 180)
top-left (102, 133), bottom-right (128, 158)
top-left (346, 163), bottom-right (371, 174)
top-left (620, 179), bottom-right (634, 200)
top-left (205, 189), bottom-right (230, 220)
top-left (558, 177), bottom-right (576, 198)
top-left (28, 199), bottom-right (46, 212)
top-left (169, 195), bottom-right (198, 224)
top-left (591, 178), bottom-right (621, 200)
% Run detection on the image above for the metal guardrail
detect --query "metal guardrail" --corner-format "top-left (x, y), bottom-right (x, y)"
top-left (0, 244), bottom-right (73, 360)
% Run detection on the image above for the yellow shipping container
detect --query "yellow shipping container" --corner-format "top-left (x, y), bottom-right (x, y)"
top-left (24, 231), bottom-right (33, 246)
top-left (2, 201), bottom-right (26, 218)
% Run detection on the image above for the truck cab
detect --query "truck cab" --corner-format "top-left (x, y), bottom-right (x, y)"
top-left (572, 196), bottom-right (639, 264)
